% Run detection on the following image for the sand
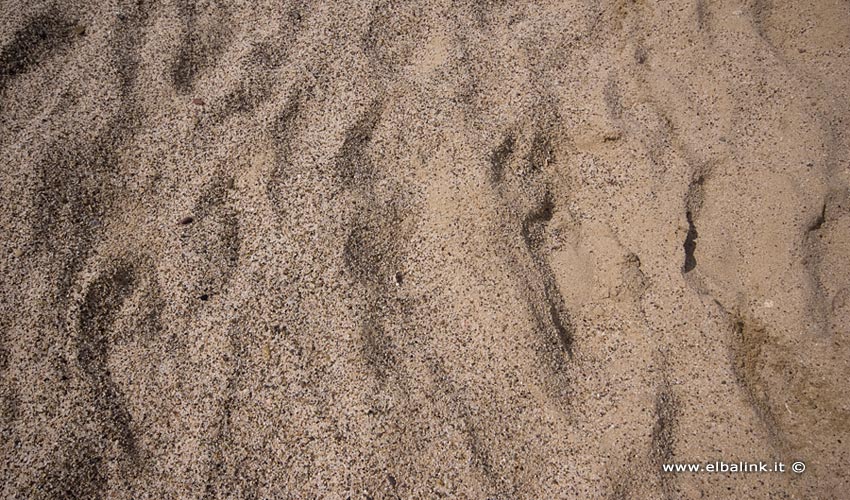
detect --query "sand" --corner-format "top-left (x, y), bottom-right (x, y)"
top-left (1, 0), bottom-right (849, 498)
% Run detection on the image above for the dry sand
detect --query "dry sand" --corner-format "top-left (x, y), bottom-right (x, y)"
top-left (1, 0), bottom-right (849, 498)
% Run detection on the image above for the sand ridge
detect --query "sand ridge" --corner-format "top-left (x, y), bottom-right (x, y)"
top-left (1, 0), bottom-right (849, 498)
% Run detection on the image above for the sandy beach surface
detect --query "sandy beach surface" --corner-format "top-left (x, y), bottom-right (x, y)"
top-left (2, 0), bottom-right (849, 498)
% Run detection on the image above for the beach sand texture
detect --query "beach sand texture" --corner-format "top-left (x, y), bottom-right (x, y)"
top-left (1, 0), bottom-right (849, 498)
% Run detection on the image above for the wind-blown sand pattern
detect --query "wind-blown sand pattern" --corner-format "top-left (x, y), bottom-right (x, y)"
top-left (1, 1), bottom-right (849, 498)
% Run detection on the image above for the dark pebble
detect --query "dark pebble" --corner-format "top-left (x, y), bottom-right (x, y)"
top-left (192, 98), bottom-right (205, 106)
top-left (179, 216), bottom-right (194, 225)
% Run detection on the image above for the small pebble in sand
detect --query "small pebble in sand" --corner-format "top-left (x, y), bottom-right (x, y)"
top-left (73, 24), bottom-right (86, 36)
top-left (192, 98), bottom-right (205, 106)
top-left (178, 216), bottom-right (194, 225)
top-left (14, 248), bottom-right (24, 258)
top-left (763, 300), bottom-right (774, 308)
top-left (199, 294), bottom-right (209, 301)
